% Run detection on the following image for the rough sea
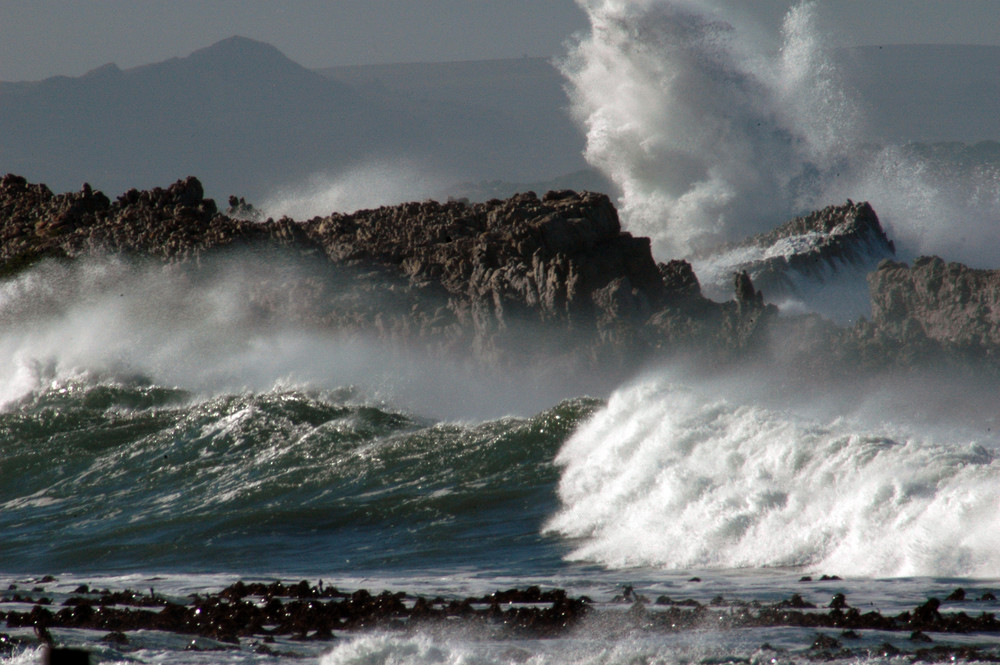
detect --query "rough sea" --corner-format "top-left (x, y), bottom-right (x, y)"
top-left (7, 1), bottom-right (1000, 663)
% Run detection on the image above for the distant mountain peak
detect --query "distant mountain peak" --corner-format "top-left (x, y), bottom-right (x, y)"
top-left (187, 35), bottom-right (296, 67)
top-left (78, 63), bottom-right (123, 81)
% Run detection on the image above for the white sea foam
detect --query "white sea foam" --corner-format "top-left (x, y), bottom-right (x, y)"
top-left (546, 372), bottom-right (1000, 578)
top-left (563, 0), bottom-right (1000, 269)
top-left (318, 633), bottom-right (777, 665)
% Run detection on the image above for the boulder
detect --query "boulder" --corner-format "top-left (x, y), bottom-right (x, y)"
top-left (857, 255), bottom-right (1000, 360)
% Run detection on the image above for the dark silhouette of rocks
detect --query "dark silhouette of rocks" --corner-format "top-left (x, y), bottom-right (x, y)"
top-left (10, 172), bottom-right (1000, 375)
top-left (3, 582), bottom-right (591, 644)
top-left (6, 581), bottom-right (1000, 661)
top-left (0, 174), bottom-right (773, 372)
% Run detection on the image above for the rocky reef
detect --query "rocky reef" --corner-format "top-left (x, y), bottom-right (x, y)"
top-left (6, 578), bottom-right (1000, 662)
top-left (5, 172), bottom-right (1000, 374)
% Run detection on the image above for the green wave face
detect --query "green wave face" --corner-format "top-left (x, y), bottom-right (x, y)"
top-left (0, 378), bottom-right (601, 574)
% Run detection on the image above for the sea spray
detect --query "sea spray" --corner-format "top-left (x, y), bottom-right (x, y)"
top-left (0, 255), bottom-right (595, 420)
top-left (561, 0), bottom-right (858, 257)
top-left (546, 373), bottom-right (1000, 577)
top-left (260, 159), bottom-right (451, 219)
top-left (563, 0), bottom-right (1000, 268)
top-left (317, 632), bottom-right (765, 665)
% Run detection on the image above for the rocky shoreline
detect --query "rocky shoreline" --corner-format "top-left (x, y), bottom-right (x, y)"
top-left (3, 173), bottom-right (1000, 376)
top-left (6, 578), bottom-right (1000, 662)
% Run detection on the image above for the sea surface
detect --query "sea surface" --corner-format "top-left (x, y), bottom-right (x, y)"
top-left (4, 365), bottom-right (1000, 664)
top-left (7, 1), bottom-right (1000, 663)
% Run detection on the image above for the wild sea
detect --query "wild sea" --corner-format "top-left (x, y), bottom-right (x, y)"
top-left (6, 1), bottom-right (1000, 664)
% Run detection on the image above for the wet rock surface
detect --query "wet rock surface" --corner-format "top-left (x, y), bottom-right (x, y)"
top-left (693, 200), bottom-right (895, 302)
top-left (3, 581), bottom-right (590, 647)
top-left (6, 580), bottom-right (1000, 662)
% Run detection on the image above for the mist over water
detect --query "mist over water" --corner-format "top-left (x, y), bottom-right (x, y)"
top-left (563, 0), bottom-right (1000, 266)
top-left (0, 255), bottom-right (590, 421)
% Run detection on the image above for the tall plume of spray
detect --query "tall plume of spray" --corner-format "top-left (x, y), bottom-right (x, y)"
top-left (562, 0), bottom-right (1000, 265)
top-left (562, 0), bottom-right (858, 257)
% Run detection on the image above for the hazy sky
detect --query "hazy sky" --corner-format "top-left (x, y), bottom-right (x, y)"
top-left (2, 0), bottom-right (1000, 82)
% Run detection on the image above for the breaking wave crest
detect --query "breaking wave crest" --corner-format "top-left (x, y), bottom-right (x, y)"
top-left (546, 373), bottom-right (1000, 578)
top-left (0, 373), bottom-right (599, 574)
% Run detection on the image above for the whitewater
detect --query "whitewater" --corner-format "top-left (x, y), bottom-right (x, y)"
top-left (5, 1), bottom-right (1000, 664)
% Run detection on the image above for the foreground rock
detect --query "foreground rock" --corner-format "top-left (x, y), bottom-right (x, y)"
top-left (0, 174), bottom-right (773, 372)
top-left (5, 580), bottom-right (1000, 662)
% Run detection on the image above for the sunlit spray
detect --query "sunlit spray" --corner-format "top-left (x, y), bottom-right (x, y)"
top-left (546, 372), bottom-right (1000, 577)
top-left (261, 159), bottom-right (452, 219)
top-left (563, 0), bottom-right (1000, 270)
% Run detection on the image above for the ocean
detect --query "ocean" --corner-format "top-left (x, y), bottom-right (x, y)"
top-left (6, 1), bottom-right (1000, 664)
top-left (5, 358), bottom-right (1000, 664)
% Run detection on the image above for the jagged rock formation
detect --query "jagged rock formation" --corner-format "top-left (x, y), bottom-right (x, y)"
top-left (0, 174), bottom-right (773, 371)
top-left (693, 200), bottom-right (895, 310)
top-left (0, 174), bottom-right (277, 269)
top-left (17, 172), bottom-right (1000, 374)
top-left (17, 172), bottom-right (1000, 375)
top-left (845, 256), bottom-right (1000, 365)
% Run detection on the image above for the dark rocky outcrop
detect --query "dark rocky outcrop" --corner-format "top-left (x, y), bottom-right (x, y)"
top-left (838, 256), bottom-right (1000, 367)
top-left (9, 580), bottom-right (1000, 661)
top-left (693, 200), bottom-right (895, 313)
top-left (19, 172), bottom-right (1000, 376)
top-left (0, 173), bottom-right (272, 266)
top-left (0, 174), bottom-right (773, 372)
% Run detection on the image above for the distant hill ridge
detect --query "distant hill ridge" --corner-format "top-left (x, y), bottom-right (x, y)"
top-left (0, 36), bottom-right (587, 203)
top-left (3, 39), bottom-right (1000, 207)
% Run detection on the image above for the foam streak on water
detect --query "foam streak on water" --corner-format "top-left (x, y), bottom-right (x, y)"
top-left (547, 374), bottom-right (1000, 578)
